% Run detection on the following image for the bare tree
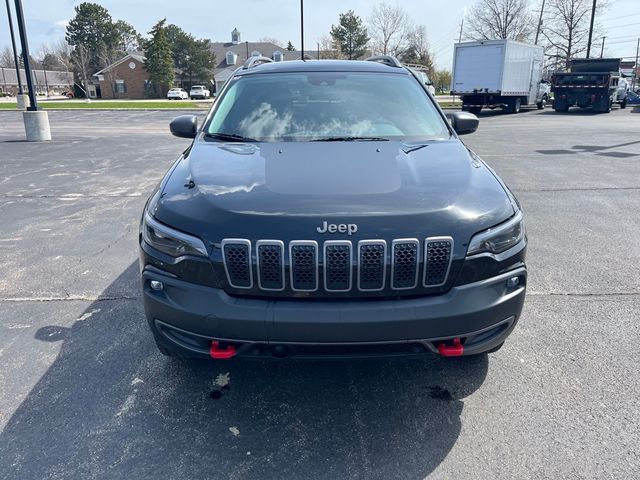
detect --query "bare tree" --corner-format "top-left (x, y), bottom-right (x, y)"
top-left (317, 33), bottom-right (343, 59)
top-left (1, 46), bottom-right (15, 67)
top-left (368, 2), bottom-right (412, 56)
top-left (465, 0), bottom-right (533, 42)
top-left (257, 37), bottom-right (284, 48)
top-left (400, 25), bottom-right (435, 74)
top-left (71, 44), bottom-right (92, 99)
top-left (541, 0), bottom-right (604, 69)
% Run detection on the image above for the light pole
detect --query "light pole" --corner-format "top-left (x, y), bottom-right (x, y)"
top-left (4, 0), bottom-right (25, 105)
top-left (600, 36), bottom-right (606, 58)
top-left (13, 0), bottom-right (51, 140)
top-left (300, 0), bottom-right (305, 60)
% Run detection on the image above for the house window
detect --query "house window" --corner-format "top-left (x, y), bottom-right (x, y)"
top-left (114, 79), bottom-right (127, 94)
top-left (273, 51), bottom-right (283, 62)
top-left (226, 51), bottom-right (237, 65)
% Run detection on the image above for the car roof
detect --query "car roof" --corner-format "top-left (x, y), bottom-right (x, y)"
top-left (235, 59), bottom-right (411, 77)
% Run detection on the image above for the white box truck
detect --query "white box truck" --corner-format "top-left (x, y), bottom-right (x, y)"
top-left (451, 39), bottom-right (549, 114)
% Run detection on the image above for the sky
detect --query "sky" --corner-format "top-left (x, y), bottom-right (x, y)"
top-left (1, 0), bottom-right (639, 70)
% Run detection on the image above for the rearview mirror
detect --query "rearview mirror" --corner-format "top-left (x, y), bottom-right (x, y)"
top-left (170, 115), bottom-right (198, 138)
top-left (446, 111), bottom-right (479, 135)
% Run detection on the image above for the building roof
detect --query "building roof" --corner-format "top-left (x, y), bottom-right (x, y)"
top-left (94, 51), bottom-right (145, 76)
top-left (0, 67), bottom-right (73, 87)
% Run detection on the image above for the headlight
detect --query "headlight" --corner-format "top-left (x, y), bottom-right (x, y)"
top-left (467, 211), bottom-right (525, 256)
top-left (142, 212), bottom-right (207, 258)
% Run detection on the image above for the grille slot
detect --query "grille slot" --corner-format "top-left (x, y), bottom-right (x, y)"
top-left (324, 241), bottom-right (352, 292)
top-left (290, 241), bottom-right (318, 291)
top-left (222, 239), bottom-right (252, 289)
top-left (391, 239), bottom-right (419, 290)
top-left (424, 237), bottom-right (453, 287)
top-left (257, 240), bottom-right (285, 291)
top-left (358, 240), bottom-right (387, 291)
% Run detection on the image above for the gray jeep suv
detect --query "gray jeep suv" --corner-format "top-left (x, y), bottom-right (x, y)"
top-left (139, 56), bottom-right (527, 360)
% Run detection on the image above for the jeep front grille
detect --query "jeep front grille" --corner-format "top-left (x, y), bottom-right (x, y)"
top-left (221, 239), bottom-right (252, 289)
top-left (290, 241), bottom-right (318, 291)
top-left (221, 237), bottom-right (453, 294)
top-left (424, 237), bottom-right (454, 287)
top-left (391, 239), bottom-right (419, 290)
top-left (358, 240), bottom-right (386, 291)
top-left (256, 240), bottom-right (285, 291)
top-left (324, 241), bottom-right (352, 292)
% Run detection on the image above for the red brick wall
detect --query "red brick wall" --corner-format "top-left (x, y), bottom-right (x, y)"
top-left (98, 57), bottom-right (149, 99)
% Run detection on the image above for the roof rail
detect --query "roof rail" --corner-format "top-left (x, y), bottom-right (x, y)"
top-left (364, 55), bottom-right (403, 68)
top-left (242, 56), bottom-right (274, 70)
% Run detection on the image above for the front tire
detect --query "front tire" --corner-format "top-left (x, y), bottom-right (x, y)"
top-left (537, 95), bottom-right (547, 110)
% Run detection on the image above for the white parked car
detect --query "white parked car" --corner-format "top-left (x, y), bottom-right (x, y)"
top-left (408, 68), bottom-right (436, 96)
top-left (167, 88), bottom-right (189, 100)
top-left (189, 85), bottom-right (211, 99)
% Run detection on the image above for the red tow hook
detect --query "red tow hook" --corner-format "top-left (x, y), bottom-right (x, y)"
top-left (438, 338), bottom-right (464, 357)
top-left (210, 341), bottom-right (237, 359)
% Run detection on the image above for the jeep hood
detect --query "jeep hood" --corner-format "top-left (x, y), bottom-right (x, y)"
top-left (154, 139), bottom-right (514, 247)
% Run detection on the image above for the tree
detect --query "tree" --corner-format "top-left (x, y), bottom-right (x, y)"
top-left (317, 34), bottom-right (341, 59)
top-left (465, 0), bottom-right (532, 41)
top-left (144, 19), bottom-right (174, 97)
top-left (286, 41), bottom-right (296, 51)
top-left (115, 20), bottom-right (143, 52)
top-left (541, 0), bottom-right (603, 69)
top-left (1, 47), bottom-right (15, 68)
top-left (368, 2), bottom-right (411, 56)
top-left (258, 37), bottom-right (284, 48)
top-left (165, 24), bottom-right (216, 87)
top-left (65, 2), bottom-right (120, 73)
top-left (399, 25), bottom-right (435, 74)
top-left (71, 44), bottom-right (92, 99)
top-left (182, 39), bottom-right (216, 87)
top-left (432, 69), bottom-right (452, 94)
top-left (330, 10), bottom-right (370, 60)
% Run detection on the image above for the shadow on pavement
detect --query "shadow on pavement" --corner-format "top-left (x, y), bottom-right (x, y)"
top-left (0, 262), bottom-right (489, 480)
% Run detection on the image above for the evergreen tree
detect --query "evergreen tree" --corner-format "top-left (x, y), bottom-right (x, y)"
top-left (144, 19), bottom-right (174, 97)
top-left (330, 10), bottom-right (370, 60)
top-left (286, 41), bottom-right (296, 51)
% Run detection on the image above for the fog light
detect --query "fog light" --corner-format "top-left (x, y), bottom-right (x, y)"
top-left (150, 280), bottom-right (164, 291)
top-left (506, 276), bottom-right (520, 288)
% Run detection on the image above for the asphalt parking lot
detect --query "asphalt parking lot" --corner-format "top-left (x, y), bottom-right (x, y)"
top-left (1, 107), bottom-right (639, 479)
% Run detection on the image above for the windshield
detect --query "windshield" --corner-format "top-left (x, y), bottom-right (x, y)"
top-left (192, 86), bottom-right (203, 90)
top-left (205, 71), bottom-right (450, 142)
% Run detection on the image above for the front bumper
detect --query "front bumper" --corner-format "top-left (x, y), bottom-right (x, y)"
top-left (141, 266), bottom-right (527, 359)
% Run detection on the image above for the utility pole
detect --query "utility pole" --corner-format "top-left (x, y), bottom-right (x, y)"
top-left (535, 0), bottom-right (546, 45)
top-left (600, 36), bottom-right (606, 58)
top-left (300, 0), bottom-right (305, 60)
top-left (635, 38), bottom-right (639, 90)
top-left (458, 18), bottom-right (464, 43)
top-left (4, 0), bottom-right (23, 96)
top-left (586, 0), bottom-right (597, 58)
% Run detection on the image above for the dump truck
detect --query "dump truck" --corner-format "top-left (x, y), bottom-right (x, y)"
top-left (551, 58), bottom-right (622, 113)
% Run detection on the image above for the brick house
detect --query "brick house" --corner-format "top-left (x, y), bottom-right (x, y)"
top-left (93, 52), bottom-right (150, 99)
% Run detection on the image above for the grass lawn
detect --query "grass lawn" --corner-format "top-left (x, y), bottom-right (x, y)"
top-left (0, 100), bottom-right (202, 110)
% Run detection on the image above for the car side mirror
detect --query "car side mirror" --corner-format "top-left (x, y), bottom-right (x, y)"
top-left (170, 115), bottom-right (198, 139)
top-left (446, 111), bottom-right (479, 135)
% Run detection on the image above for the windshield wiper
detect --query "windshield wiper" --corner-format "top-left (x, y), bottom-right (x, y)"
top-left (204, 132), bottom-right (257, 142)
top-left (310, 136), bottom-right (389, 142)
